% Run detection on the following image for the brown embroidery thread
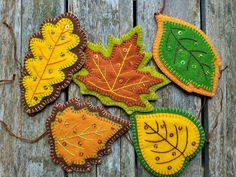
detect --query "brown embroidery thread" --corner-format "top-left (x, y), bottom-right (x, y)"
top-left (0, 120), bottom-right (46, 144)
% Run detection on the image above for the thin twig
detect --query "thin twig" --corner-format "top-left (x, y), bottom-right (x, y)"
top-left (124, 133), bottom-right (134, 148)
top-left (206, 88), bottom-right (224, 143)
top-left (197, 97), bottom-right (206, 119)
top-left (220, 66), bottom-right (229, 79)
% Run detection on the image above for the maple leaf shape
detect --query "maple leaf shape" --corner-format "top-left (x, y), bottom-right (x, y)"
top-left (46, 98), bottom-right (131, 172)
top-left (20, 13), bottom-right (87, 114)
top-left (73, 26), bottom-right (170, 114)
top-left (153, 14), bottom-right (221, 97)
top-left (131, 108), bottom-right (205, 176)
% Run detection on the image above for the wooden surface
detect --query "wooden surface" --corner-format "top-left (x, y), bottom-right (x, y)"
top-left (0, 0), bottom-right (235, 177)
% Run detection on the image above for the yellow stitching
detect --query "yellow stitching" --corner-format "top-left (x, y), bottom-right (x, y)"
top-left (111, 44), bottom-right (133, 89)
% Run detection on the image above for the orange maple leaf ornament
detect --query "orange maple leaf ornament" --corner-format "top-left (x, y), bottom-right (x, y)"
top-left (46, 98), bottom-right (131, 172)
top-left (73, 26), bottom-right (170, 114)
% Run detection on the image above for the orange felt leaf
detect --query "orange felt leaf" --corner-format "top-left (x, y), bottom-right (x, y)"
top-left (73, 26), bottom-right (170, 114)
top-left (77, 34), bottom-right (162, 106)
top-left (46, 98), bottom-right (131, 172)
top-left (78, 34), bottom-right (163, 107)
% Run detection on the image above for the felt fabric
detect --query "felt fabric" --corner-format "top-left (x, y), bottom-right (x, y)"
top-left (20, 13), bottom-right (87, 114)
top-left (153, 14), bottom-right (221, 97)
top-left (46, 98), bottom-right (131, 172)
top-left (131, 108), bottom-right (205, 176)
top-left (73, 26), bottom-right (170, 114)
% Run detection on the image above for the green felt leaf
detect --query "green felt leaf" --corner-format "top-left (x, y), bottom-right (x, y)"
top-left (153, 15), bottom-right (221, 97)
top-left (160, 21), bottom-right (215, 90)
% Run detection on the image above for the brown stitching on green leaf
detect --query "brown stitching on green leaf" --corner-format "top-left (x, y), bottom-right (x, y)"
top-left (178, 37), bottom-right (197, 42)
top-left (186, 55), bottom-right (192, 70)
top-left (173, 45), bottom-right (180, 64)
top-left (165, 32), bottom-right (172, 48)
top-left (168, 27), bottom-right (186, 31)
top-left (190, 50), bottom-right (207, 54)
top-left (168, 29), bottom-right (209, 80)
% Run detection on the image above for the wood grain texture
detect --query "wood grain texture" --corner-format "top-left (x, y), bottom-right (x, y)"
top-left (136, 0), bottom-right (203, 177)
top-left (0, 0), bottom-right (65, 177)
top-left (0, 1), bottom-right (22, 176)
top-left (205, 0), bottom-right (236, 177)
top-left (21, 1), bottom-right (66, 176)
top-left (0, 0), bottom-right (235, 177)
top-left (68, 1), bottom-right (135, 177)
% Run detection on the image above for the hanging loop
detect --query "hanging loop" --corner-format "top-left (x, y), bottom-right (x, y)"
top-left (0, 120), bottom-right (47, 144)
top-left (205, 87), bottom-right (224, 143)
top-left (0, 22), bottom-right (23, 84)
top-left (0, 74), bottom-right (15, 84)
top-left (154, 0), bottom-right (166, 16)
top-left (2, 22), bottom-right (23, 73)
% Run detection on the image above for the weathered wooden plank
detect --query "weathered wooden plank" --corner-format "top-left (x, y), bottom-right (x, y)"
top-left (20, 0), bottom-right (66, 176)
top-left (136, 0), bottom-right (203, 177)
top-left (21, 0), bottom-right (66, 175)
top-left (0, 1), bottom-right (23, 177)
top-left (4, 0), bottom-right (234, 177)
top-left (0, 0), bottom-right (66, 176)
top-left (68, 0), bottom-right (135, 177)
top-left (205, 0), bottom-right (236, 177)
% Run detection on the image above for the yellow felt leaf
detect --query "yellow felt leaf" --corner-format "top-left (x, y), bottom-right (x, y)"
top-left (23, 18), bottom-right (80, 107)
top-left (132, 109), bottom-right (205, 176)
top-left (20, 13), bottom-right (87, 114)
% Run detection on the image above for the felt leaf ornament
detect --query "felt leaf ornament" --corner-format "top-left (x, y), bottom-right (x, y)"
top-left (46, 98), bottom-right (131, 172)
top-left (153, 14), bottom-right (221, 97)
top-left (20, 13), bottom-right (87, 114)
top-left (73, 26), bottom-right (170, 114)
top-left (131, 108), bottom-right (205, 177)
